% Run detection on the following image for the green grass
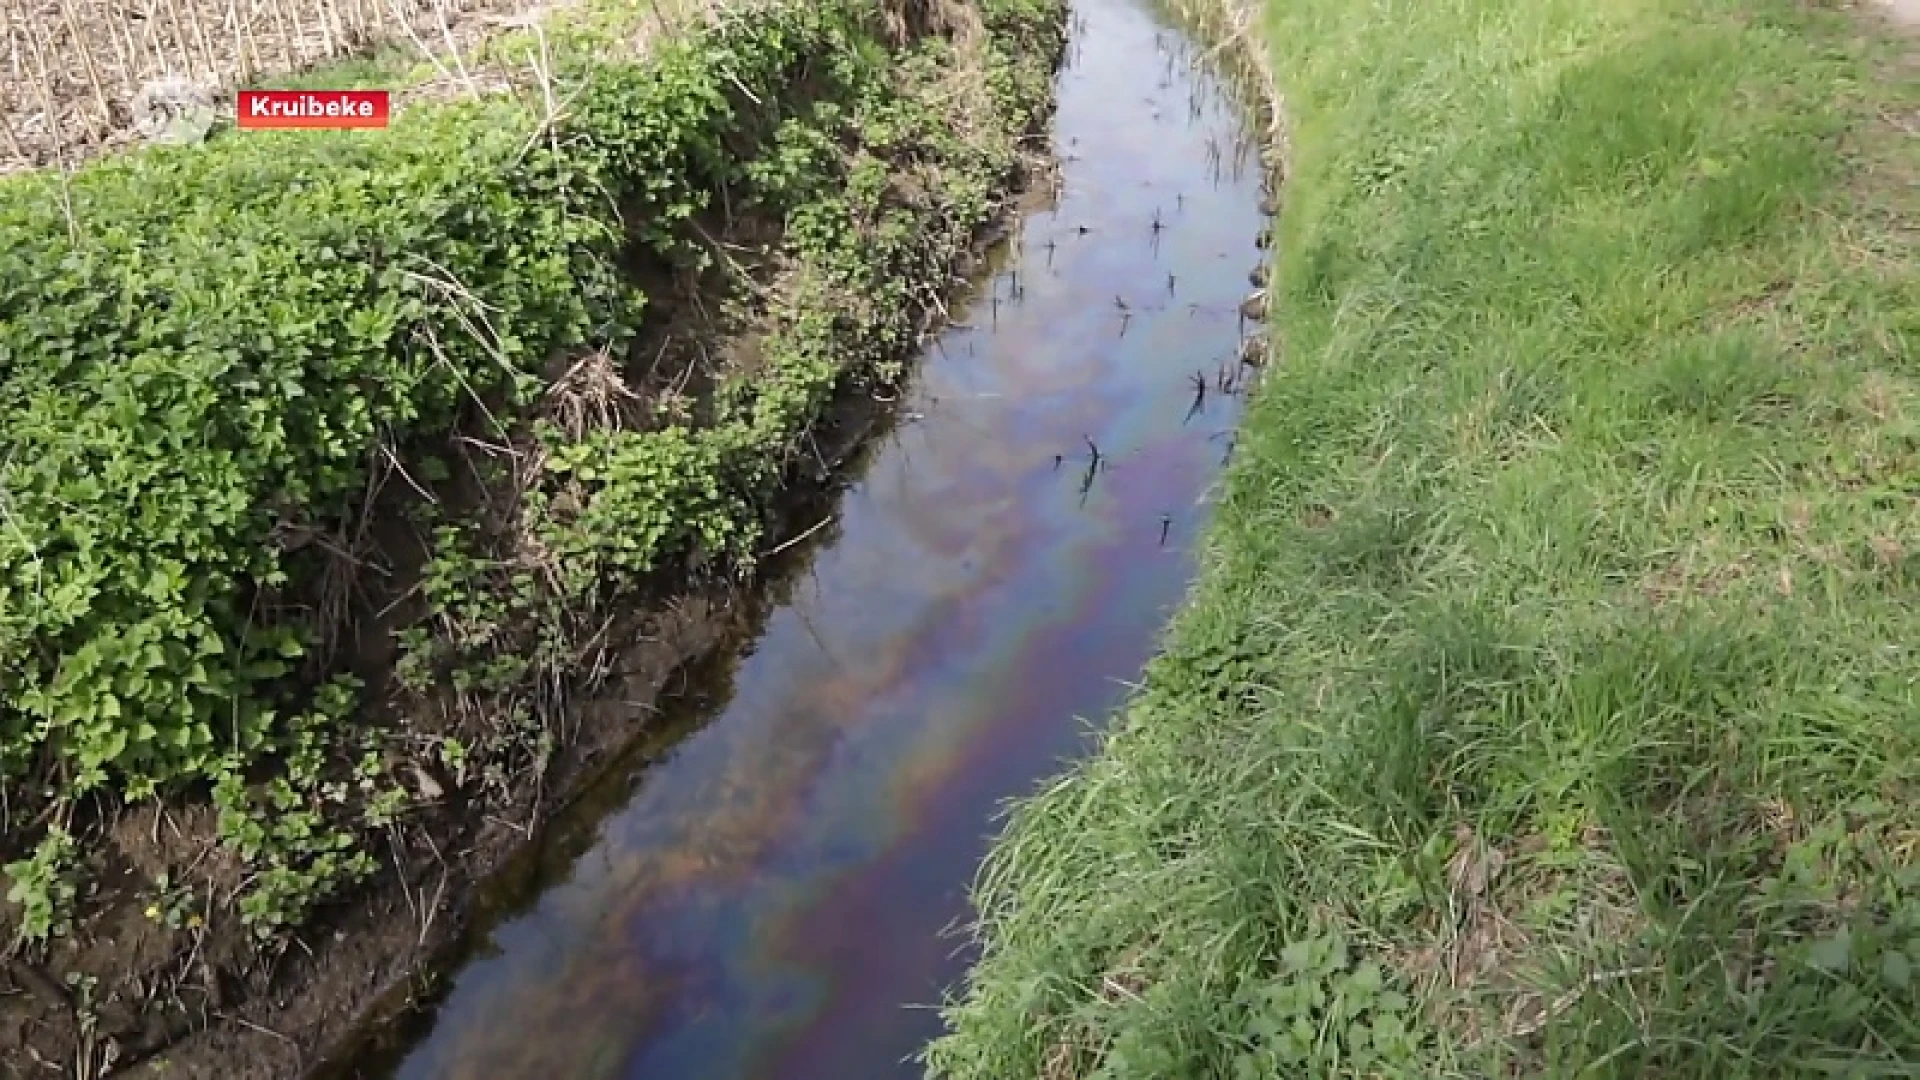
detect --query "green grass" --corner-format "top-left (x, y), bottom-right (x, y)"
top-left (255, 41), bottom-right (429, 90)
top-left (927, 0), bottom-right (1919, 1076)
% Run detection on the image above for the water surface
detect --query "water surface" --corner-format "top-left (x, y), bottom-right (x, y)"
top-left (376, 2), bottom-right (1265, 1074)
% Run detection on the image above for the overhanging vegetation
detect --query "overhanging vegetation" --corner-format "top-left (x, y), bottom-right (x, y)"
top-left (0, 0), bottom-right (1065, 1069)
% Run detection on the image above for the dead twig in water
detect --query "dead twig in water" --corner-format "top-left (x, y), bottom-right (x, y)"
top-left (760, 514), bottom-right (834, 558)
top-left (1184, 370), bottom-right (1208, 424)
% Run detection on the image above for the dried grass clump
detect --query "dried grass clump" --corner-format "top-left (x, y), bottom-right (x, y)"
top-left (879, 0), bottom-right (975, 47)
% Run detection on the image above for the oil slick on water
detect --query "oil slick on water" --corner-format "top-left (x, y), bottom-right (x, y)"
top-left (363, 0), bottom-right (1268, 1075)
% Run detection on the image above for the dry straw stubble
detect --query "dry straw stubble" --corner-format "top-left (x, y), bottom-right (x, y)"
top-left (0, 0), bottom-right (552, 173)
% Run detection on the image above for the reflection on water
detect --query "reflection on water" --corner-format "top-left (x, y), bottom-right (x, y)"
top-left (377, 0), bottom-right (1264, 1075)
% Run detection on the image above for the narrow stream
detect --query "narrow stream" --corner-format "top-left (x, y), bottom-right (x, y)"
top-left (367, 2), bottom-right (1263, 1075)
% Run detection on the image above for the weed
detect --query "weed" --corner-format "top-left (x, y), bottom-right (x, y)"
top-left (143, 872), bottom-right (203, 932)
top-left (4, 826), bottom-right (79, 943)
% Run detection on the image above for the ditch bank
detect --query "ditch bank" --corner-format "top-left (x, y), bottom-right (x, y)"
top-left (931, 0), bottom-right (1920, 1077)
top-left (0, 0), bottom-right (1066, 1074)
top-left (322, 0), bottom-right (1278, 1075)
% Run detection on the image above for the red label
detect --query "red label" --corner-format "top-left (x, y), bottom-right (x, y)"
top-left (236, 90), bottom-right (391, 129)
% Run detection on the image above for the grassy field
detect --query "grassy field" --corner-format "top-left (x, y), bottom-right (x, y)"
top-left (927, 0), bottom-right (1920, 1076)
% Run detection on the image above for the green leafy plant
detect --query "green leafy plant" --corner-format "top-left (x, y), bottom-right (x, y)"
top-left (143, 871), bottom-right (204, 931)
top-left (1231, 932), bottom-right (1423, 1076)
top-left (4, 825), bottom-right (80, 943)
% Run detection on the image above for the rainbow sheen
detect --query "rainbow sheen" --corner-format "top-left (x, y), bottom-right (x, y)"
top-left (382, 3), bottom-right (1264, 1076)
